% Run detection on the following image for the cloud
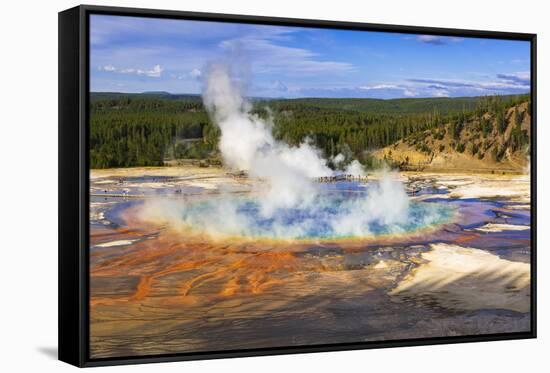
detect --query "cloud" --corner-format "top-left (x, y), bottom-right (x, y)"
top-left (409, 78), bottom-right (474, 88)
top-left (171, 68), bottom-right (203, 80)
top-left (350, 71), bottom-right (530, 99)
top-left (432, 89), bottom-right (450, 97)
top-left (359, 84), bottom-right (417, 97)
top-left (190, 68), bottom-right (202, 78)
top-left (98, 64), bottom-right (163, 78)
top-left (220, 35), bottom-right (355, 75)
top-left (360, 84), bottom-right (400, 90)
top-left (138, 65), bottom-right (163, 77)
top-left (101, 64), bottom-right (116, 71)
top-left (408, 72), bottom-right (531, 91)
top-left (408, 35), bottom-right (464, 45)
top-left (89, 14), bottom-right (529, 99)
top-left (427, 84), bottom-right (447, 90)
top-left (496, 71), bottom-right (530, 86)
top-left (408, 73), bottom-right (530, 92)
top-left (219, 68), bottom-right (530, 99)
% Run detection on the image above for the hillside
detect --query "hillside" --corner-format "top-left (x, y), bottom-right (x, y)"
top-left (373, 101), bottom-right (531, 173)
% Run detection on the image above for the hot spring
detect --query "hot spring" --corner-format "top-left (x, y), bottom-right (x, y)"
top-left (164, 186), bottom-right (456, 241)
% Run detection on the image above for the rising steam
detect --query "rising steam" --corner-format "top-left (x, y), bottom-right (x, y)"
top-left (203, 64), bottom-right (333, 215)
top-left (138, 63), bottom-right (414, 240)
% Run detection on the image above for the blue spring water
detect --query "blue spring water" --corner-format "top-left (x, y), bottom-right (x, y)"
top-left (179, 190), bottom-right (456, 240)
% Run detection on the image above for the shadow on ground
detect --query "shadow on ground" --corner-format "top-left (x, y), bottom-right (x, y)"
top-left (37, 346), bottom-right (57, 360)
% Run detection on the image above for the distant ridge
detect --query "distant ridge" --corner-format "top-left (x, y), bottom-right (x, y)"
top-left (90, 91), bottom-right (530, 115)
top-left (90, 92), bottom-right (202, 102)
top-left (90, 91), bottom-right (530, 101)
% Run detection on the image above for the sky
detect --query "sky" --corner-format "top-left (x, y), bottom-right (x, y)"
top-left (90, 15), bottom-right (531, 99)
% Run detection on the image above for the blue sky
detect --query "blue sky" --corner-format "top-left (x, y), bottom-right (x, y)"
top-left (90, 15), bottom-right (530, 99)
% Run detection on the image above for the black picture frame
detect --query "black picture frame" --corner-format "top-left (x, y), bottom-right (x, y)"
top-left (58, 4), bottom-right (537, 367)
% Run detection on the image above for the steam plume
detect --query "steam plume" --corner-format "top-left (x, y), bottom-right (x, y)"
top-left (203, 64), bottom-right (332, 215)
top-left (138, 63), bottom-right (414, 240)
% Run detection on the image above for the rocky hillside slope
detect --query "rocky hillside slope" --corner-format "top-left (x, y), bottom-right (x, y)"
top-left (373, 101), bottom-right (531, 173)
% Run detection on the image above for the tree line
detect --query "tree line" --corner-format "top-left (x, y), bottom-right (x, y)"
top-left (89, 93), bottom-right (530, 169)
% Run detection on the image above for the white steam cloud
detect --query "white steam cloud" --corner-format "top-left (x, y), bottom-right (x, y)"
top-left (329, 172), bottom-right (409, 236)
top-left (203, 64), bottom-right (333, 215)
top-left (138, 63), bottom-right (413, 240)
top-left (344, 160), bottom-right (366, 177)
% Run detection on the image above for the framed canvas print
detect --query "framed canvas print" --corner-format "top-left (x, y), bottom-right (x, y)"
top-left (58, 5), bottom-right (537, 367)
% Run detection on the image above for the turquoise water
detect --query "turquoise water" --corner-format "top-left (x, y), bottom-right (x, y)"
top-left (179, 190), bottom-right (456, 240)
